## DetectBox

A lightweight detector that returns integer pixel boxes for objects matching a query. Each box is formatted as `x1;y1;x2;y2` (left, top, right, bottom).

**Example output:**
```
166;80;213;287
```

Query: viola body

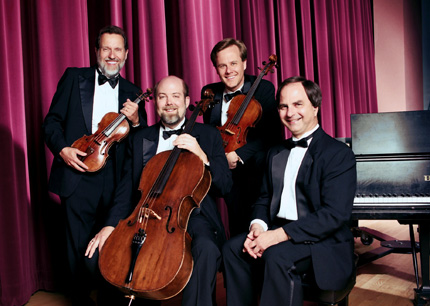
218;94;262;153
71;112;129;172
98;150;211;300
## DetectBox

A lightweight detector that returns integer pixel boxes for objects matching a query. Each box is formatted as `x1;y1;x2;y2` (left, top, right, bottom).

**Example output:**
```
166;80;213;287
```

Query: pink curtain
0;0;377;305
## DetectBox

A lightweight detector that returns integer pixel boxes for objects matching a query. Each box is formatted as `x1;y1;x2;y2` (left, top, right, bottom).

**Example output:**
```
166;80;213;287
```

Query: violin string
93;92;149;144
228;61;269;127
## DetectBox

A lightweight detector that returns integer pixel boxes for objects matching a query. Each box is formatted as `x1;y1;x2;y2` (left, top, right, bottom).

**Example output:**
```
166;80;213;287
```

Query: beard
159;107;186;128
97;54;125;78
160;113;181;126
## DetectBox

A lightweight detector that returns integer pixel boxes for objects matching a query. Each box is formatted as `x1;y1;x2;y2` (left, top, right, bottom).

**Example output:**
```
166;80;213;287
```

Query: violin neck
233;64;268;124
103;96;144;136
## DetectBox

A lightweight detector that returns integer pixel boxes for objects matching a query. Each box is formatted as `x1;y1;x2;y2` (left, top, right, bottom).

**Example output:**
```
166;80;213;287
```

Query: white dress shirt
221;84;244;126
92;70;119;133
156;118;186;154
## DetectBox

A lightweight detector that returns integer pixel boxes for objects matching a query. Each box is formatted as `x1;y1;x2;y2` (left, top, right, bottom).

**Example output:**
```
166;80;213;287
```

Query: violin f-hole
165;206;175;233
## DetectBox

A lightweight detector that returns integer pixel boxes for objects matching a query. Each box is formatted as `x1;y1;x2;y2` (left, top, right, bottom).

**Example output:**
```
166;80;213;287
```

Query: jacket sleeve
43;68;75;156
204;127;233;197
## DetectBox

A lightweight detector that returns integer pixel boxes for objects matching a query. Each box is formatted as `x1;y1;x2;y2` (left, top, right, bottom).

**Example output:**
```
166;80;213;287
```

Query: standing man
222;76;357;306
201;38;283;236
43;25;146;305
87;76;232;306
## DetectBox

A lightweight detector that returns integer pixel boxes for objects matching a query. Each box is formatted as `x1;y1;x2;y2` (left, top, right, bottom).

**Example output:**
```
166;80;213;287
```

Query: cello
71;89;152;172
218;54;277;152
98;90;215;302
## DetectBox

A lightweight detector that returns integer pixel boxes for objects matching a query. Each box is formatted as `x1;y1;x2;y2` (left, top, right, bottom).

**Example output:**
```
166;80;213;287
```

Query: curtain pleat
0;1;377;304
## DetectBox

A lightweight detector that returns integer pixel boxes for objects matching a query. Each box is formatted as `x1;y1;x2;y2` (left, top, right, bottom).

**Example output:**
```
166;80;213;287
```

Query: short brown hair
210;38;247;66
276;76;322;108
96;25;128;50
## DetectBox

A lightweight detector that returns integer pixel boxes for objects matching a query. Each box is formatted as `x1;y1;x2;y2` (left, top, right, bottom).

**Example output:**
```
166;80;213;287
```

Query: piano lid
351;110;430;155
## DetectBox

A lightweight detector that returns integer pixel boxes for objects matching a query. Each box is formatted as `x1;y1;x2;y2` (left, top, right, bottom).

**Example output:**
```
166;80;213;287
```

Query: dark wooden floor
26;220;428;306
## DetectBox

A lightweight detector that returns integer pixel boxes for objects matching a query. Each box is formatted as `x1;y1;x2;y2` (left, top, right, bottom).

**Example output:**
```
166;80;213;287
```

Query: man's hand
85;226;115;258
243;224;289;259
243;223;264;259
226;151;240;169
60;147;88;172
120;99;139;126
173;134;209;164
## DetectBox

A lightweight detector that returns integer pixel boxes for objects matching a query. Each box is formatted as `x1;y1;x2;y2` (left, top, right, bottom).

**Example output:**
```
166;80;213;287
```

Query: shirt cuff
250;219;268;231
132;122;140;128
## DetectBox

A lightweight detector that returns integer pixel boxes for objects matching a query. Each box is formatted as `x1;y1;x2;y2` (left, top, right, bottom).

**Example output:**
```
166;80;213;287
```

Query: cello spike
125;294;135;306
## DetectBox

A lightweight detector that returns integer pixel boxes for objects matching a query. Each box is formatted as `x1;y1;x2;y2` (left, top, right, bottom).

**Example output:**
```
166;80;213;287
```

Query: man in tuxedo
201;38;283;236
87;75;232;306
222;76;357;306
43;25;146;305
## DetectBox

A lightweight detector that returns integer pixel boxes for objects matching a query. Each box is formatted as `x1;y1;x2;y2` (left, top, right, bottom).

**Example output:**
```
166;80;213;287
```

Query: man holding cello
43;25;146;305
87;76;232;306
201;38;283;237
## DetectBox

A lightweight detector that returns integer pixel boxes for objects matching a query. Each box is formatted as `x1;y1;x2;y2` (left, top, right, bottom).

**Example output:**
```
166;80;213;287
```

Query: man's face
155;76;190;129
214;45;247;92
278;83;318;139
96;33;128;77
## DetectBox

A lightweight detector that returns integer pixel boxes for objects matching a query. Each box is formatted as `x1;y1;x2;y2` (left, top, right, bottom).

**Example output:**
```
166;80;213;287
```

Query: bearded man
43;25;146;306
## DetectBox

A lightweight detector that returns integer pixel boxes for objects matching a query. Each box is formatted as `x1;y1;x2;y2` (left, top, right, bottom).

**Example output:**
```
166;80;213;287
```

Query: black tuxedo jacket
201;74;283;165
43;66;146;197
252;127;357;290
107;122;233;246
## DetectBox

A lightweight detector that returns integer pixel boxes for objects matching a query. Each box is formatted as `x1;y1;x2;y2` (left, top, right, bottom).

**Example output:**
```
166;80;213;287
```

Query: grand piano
350;110;430;305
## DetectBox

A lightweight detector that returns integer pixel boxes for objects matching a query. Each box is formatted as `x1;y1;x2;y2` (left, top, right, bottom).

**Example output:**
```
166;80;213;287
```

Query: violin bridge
224;129;235;135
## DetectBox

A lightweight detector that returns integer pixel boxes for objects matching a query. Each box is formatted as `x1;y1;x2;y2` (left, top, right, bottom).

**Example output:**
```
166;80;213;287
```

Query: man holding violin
201;38;283;237
43;25;146;305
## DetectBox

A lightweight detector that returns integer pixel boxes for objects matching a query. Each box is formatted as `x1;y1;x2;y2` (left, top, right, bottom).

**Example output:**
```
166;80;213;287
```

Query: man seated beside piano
222;76;357;306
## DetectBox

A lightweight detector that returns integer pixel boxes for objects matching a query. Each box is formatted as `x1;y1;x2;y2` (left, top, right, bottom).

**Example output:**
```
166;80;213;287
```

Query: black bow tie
98;73;119;88
162;129;182;140
224;90;242;102
285;133;314;149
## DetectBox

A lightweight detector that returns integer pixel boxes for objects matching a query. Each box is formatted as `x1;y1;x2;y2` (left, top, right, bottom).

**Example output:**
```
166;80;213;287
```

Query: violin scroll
258;54;277;75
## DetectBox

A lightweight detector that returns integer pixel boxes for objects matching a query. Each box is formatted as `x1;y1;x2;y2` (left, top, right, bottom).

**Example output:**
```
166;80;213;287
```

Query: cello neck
151;93;214;195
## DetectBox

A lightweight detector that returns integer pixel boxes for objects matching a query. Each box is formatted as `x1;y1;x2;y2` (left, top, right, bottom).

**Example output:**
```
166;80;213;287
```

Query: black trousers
222;232;312;306
181;214;222;306
61;160;115;304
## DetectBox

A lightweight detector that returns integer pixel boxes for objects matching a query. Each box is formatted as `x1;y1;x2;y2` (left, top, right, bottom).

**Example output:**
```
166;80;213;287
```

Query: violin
71;89;152;172
98;90;216;301
218;55;277;153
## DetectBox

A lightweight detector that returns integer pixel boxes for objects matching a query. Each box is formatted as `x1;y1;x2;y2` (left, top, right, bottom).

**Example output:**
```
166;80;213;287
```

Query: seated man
86;75;232;306
222;76;357;306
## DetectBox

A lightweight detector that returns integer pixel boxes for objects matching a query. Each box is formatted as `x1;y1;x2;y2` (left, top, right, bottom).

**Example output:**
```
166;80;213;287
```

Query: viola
98;90;216;302
71;89;152;172
218;54;277;152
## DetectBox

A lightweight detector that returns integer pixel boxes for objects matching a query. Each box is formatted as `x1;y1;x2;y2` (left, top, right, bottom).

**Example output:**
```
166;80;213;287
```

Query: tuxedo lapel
140;124;160;167
210;90;224;126
270;148;290;219
118;77;140;112
79;68;96;134
295;128;323;215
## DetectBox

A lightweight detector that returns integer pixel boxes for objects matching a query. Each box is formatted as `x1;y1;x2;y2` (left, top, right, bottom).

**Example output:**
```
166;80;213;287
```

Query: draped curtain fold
0;1;377;305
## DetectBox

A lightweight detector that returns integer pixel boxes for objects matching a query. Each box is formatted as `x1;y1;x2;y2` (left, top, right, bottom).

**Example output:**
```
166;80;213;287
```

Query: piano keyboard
354;195;430;206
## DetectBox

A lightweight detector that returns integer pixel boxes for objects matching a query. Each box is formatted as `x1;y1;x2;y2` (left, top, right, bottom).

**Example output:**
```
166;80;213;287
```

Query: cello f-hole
165;206;175;233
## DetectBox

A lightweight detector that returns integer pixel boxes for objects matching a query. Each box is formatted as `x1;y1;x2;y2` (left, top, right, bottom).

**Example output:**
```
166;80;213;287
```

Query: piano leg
414;222;430;306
